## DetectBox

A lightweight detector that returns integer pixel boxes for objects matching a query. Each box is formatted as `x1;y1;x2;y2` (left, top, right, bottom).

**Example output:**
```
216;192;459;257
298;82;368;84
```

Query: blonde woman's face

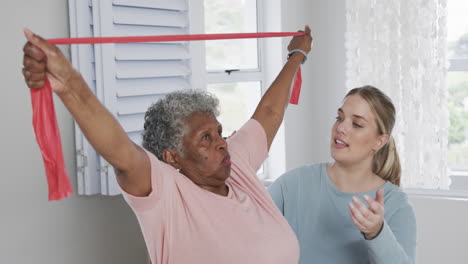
330;95;388;165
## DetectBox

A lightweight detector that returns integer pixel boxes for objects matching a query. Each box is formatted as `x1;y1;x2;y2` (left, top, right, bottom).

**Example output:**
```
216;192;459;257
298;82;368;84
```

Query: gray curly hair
142;89;220;160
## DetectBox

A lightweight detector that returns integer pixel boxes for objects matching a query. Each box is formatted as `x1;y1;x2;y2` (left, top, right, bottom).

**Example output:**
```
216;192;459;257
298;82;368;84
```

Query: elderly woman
22;26;312;264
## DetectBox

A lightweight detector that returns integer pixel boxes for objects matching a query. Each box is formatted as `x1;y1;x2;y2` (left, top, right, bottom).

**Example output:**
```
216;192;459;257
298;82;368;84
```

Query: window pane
447;71;468;168
447;0;468;59
207;82;262;137
204;0;258;71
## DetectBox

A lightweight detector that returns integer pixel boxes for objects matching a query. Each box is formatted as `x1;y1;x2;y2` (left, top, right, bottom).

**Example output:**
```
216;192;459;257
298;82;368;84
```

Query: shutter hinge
100;164;110;175
76;149;88;173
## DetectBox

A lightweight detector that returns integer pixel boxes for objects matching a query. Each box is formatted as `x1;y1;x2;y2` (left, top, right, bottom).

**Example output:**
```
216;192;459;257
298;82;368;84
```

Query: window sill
261;178;275;188
404;188;468;200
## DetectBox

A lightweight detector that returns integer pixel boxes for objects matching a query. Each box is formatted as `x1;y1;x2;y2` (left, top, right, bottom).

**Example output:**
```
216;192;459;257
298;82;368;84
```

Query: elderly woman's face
178;112;231;187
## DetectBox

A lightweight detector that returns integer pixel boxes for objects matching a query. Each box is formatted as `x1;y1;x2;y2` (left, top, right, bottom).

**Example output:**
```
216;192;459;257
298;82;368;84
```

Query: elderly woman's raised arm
251;25;312;150
22;30;151;196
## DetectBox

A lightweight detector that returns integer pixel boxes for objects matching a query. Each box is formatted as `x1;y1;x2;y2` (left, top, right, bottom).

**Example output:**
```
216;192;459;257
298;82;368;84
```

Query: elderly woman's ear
162;149;181;169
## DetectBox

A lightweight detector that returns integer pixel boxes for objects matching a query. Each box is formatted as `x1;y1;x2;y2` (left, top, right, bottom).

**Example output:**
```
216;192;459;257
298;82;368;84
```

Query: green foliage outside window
448;32;468;166
448;81;468;144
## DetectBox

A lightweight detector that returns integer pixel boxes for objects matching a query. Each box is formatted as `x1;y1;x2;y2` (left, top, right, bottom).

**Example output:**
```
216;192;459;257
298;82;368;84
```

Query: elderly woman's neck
198;183;229;196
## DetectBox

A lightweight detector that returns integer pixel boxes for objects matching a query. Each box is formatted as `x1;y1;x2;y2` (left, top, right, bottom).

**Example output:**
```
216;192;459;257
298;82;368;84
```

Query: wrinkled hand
22;28;76;94
287;25;313;54
349;188;385;240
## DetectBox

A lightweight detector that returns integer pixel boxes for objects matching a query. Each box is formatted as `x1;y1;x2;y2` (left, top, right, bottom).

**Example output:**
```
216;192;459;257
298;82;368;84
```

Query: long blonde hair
346;86;401;186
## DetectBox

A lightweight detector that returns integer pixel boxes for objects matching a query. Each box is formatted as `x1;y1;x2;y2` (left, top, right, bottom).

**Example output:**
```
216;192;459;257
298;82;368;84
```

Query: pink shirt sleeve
227;119;268;172
120;147;177;212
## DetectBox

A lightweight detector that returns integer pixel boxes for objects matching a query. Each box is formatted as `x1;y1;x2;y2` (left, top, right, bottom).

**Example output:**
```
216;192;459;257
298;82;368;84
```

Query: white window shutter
69;0;101;195
69;0;195;195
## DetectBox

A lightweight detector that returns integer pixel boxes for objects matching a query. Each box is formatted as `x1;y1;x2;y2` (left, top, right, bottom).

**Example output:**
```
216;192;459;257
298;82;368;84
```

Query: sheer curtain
345;0;449;189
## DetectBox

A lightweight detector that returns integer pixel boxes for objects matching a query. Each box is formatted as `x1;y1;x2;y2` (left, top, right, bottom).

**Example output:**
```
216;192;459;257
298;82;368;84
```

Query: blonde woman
269;86;416;264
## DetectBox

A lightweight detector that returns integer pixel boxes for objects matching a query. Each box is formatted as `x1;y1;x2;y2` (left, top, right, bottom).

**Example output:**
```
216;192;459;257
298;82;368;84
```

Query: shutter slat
117;94;164;115
112;24;188;38
115;43;189;60
113;0;187;11
116;61;190;79
114;6;188;27
128;131;143;145
116;77;189;97
111;24;188;45
119;113;145;132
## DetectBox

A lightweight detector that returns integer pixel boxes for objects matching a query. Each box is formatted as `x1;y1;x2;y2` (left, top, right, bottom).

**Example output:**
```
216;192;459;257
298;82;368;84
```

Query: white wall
411;196;468;263
281;0;347;169
0;1;147;263
281;1;468;264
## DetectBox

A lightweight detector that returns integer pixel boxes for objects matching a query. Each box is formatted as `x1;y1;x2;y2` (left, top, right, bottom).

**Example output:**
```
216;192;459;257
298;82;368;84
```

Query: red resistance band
31;79;73;200
32;32;304;200
48;32;305;105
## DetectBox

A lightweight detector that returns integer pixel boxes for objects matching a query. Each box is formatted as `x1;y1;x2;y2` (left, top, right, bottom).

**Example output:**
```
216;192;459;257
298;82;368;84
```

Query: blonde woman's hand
348;188;385;240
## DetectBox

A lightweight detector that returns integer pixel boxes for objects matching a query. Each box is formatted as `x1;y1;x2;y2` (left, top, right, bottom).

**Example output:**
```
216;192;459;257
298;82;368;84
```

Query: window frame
196;0;286;181
445;57;468;195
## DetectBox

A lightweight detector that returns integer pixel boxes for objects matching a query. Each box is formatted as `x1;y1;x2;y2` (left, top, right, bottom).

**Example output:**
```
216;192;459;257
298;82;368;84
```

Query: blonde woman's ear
374;134;390;152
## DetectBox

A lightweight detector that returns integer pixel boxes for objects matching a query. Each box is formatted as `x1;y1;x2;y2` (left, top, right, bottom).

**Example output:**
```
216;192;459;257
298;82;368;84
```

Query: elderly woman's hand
348;188;385;240
287;25;313;54
22;29;76;94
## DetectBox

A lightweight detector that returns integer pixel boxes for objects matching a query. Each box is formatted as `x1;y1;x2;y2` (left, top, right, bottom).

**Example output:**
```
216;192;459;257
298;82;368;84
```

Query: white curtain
345;0;449;189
